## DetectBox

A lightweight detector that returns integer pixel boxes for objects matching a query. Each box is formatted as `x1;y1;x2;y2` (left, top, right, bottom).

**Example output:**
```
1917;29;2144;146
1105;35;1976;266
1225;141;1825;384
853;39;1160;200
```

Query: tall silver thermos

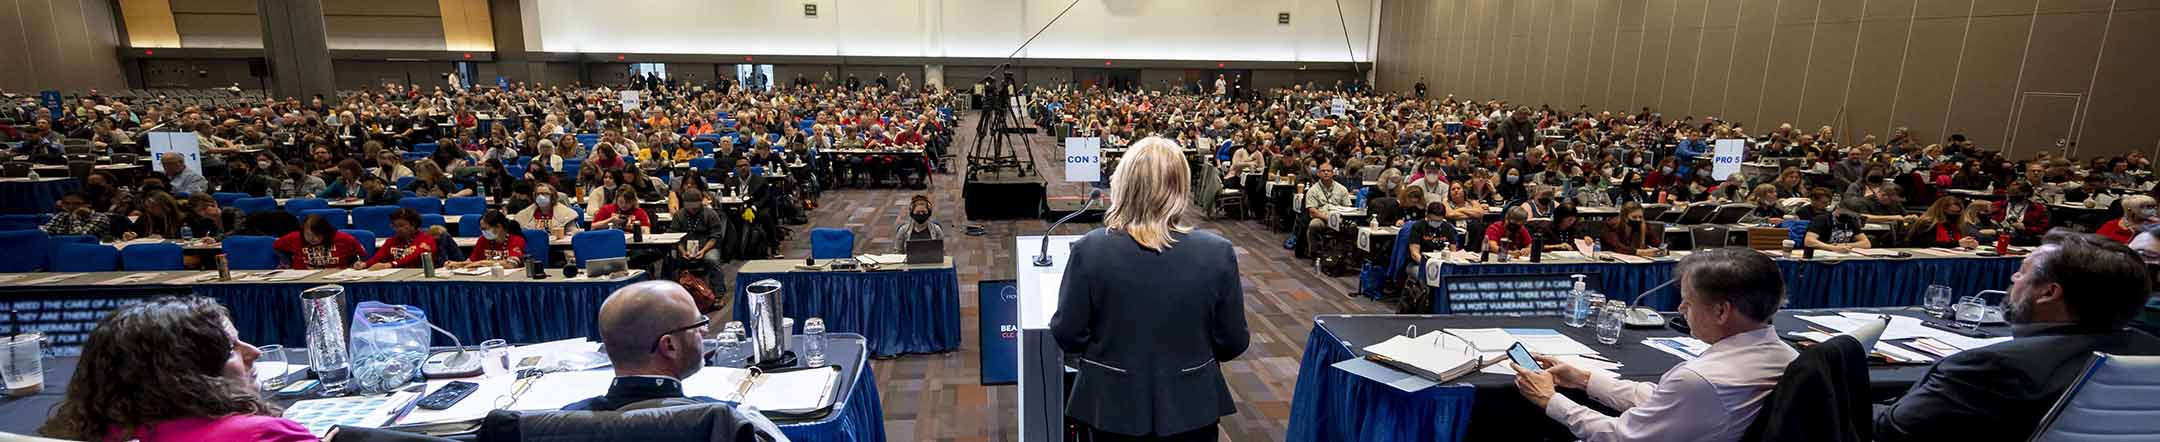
745;279;794;368
301;284;353;394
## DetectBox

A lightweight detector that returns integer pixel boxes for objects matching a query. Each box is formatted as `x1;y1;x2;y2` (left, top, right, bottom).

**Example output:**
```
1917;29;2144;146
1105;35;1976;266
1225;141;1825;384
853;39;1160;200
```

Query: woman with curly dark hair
39;296;315;441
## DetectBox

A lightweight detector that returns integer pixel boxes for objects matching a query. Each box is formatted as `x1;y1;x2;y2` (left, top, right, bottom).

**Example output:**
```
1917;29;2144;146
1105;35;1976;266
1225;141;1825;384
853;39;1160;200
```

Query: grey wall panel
325;16;448;50
1846;0;1917;139
1941;13;2031;147
2073;5;2160;159
174;13;263;48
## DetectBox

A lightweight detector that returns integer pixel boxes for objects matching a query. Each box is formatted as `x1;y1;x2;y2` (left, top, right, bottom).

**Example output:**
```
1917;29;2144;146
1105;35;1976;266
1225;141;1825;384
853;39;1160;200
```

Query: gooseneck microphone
1034;189;1102;267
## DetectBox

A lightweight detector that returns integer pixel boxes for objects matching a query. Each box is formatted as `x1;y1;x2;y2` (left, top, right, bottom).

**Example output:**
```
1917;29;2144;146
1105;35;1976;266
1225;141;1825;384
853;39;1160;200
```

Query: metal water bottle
420;252;435;278
216;254;231;281
300;285;352;394
745;279;792;368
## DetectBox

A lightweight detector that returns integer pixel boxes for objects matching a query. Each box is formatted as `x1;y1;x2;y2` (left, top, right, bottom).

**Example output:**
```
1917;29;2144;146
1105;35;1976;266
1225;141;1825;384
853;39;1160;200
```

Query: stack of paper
1643;337;1712;360
282;391;423;436
1362;332;1488;383
1797;313;2009;354
683;366;842;413
1443;328;1600;356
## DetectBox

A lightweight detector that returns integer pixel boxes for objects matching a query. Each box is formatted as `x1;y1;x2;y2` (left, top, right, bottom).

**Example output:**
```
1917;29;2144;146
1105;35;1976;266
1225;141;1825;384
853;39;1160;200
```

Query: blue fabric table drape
776;338;889;442
1428;256;2023;312
1286;322;1476;442
198;278;637;347
0;178;80;215
734;267;961;358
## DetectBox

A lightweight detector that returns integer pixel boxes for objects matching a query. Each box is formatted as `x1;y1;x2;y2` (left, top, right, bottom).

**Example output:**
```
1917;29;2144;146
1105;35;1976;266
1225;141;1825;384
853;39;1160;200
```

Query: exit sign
804;3;818;17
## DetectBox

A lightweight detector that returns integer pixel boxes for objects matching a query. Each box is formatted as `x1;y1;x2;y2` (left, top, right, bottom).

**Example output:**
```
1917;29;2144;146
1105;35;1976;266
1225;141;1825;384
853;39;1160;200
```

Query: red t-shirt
2097;219;2137;244
470;234;527;265
365;233;438;268
592;204;651;228
1485;222;1533;251
273;231;364;269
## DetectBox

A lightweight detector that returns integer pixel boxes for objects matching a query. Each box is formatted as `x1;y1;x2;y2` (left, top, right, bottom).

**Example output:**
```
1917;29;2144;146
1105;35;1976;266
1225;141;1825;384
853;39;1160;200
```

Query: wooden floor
719;115;1392;441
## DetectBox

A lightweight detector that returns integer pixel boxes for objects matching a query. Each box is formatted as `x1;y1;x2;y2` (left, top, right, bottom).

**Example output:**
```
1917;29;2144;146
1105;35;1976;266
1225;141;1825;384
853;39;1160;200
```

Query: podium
1016;235;1081;442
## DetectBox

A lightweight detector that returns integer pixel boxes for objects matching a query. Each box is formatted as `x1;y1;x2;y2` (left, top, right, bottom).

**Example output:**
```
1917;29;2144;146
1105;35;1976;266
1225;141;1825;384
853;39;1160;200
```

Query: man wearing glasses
564;281;718;411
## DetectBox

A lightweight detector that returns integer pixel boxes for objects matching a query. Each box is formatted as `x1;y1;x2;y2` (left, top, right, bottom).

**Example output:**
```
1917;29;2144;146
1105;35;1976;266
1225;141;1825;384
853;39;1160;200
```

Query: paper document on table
1830;312;2011;350
0;274;27;284
1445;328;1517;352
283;391;423;436
506;370;614;411
508;338;609;372
1479;354;1623;376
95;272;164;285
1362;332;1489;382
1548;251;1589;261
325;268;399;280
684;366;841;413
243;269;320;281
1875;342;1936;364
1509;329;1600;356
1852;248;1903;257
1333;357;1442;392
20;273;86;285
164;272;220;284
451;267;493;276
1643;337;1712;360
1608;253;1654;264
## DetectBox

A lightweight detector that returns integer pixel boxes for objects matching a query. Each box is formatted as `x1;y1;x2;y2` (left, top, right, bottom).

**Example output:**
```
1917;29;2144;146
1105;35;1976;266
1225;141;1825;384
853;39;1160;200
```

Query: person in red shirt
361;208;437;269
1485;206;1535;259
2096;195;2154;244
451;210;526;269
590;186;653;236
273;215;365;269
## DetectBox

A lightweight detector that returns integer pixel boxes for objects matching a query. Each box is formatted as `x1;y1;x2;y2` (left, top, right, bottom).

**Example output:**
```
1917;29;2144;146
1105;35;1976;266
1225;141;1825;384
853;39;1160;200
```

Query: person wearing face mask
451;210;526;270
1404;200;1458;262
1485;206;1535;259
1512;248;1796;442
41;193;112;240
1806;199;1876;253
514;183;582;240
2095;195;2154;243
1598;202;1667;257
359;208;437;269
1874;232;2160;441
893;195;944;253
1497;167;1528;202
274;215;366;269
1521;184;1558;218
1991;181;2050;245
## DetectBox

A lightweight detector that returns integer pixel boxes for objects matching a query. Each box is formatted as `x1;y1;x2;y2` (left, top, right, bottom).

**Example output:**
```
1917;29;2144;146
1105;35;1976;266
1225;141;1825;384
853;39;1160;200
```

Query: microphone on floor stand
1034;189;1101;267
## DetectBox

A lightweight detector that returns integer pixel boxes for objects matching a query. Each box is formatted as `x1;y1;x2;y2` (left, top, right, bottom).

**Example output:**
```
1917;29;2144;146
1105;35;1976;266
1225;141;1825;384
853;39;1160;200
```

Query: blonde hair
2124;195;2155;219
1104;137;1193;252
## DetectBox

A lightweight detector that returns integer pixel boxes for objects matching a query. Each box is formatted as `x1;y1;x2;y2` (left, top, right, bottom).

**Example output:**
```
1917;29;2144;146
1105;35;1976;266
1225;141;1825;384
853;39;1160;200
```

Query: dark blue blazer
1051;228;1249;437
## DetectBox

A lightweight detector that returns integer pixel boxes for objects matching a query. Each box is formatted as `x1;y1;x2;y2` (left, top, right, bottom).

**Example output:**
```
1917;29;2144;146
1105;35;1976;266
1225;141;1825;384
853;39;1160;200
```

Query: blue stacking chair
809;227;855;259
575;133;600;148
412;142;438;154
343;229;378;258
457;215;484;238
351;206;400;237
0;229;50;272
301;209;348;229
562;158;583;178
402;152;430;162
233;197;277;217
222;235;280;270
47;234;96;270
52;243;118;272
0;215;42;231
506;164;526;181
420;214;446;231
401;191;418;198
522;228;551;267
443;196;487;216
283;198;330;217
517;156;532;168
693;141;717;155
688;157;716;171
395;176;417;189
120;242;184;270
570;229;626;267
212;192;249;207
399;197;443;214
751;166;765;177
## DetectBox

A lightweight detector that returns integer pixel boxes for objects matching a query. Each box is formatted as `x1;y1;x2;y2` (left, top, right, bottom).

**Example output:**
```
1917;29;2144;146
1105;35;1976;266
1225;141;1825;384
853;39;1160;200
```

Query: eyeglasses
649;317;710;353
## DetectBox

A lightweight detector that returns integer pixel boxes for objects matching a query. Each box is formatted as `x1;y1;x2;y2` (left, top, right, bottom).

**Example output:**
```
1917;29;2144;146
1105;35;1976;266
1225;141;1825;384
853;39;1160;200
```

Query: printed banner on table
1712;139;1747;180
1064;137;1101;183
978;279;1019;385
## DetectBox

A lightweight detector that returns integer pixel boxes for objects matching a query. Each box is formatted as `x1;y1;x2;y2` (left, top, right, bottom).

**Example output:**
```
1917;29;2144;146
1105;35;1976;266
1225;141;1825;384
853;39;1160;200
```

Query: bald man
564;280;720;411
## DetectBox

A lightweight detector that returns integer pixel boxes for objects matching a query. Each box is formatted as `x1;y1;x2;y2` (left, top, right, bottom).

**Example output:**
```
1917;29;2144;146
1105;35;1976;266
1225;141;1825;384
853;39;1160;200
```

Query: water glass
1952;296;1989;330
2;333;45;397
712;330;745;367
1922;285;1954;318
1596;300;1626;345
479;339;509;375
801;318;828;367
256;344;290;391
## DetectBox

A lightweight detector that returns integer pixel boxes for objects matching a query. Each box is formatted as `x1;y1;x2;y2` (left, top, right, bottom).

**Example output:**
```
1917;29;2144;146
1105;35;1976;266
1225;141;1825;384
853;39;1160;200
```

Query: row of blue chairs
2;226;635;272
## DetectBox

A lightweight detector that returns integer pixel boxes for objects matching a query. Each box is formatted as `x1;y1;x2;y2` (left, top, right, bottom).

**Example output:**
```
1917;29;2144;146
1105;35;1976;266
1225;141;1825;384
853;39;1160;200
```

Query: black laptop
904;238;945;265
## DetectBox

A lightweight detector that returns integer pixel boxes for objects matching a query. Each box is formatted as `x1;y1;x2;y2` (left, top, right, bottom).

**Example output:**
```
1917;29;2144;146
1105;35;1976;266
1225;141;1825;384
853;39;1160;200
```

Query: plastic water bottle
179;225;194;239
1564;274;1590;327
801;317;827;367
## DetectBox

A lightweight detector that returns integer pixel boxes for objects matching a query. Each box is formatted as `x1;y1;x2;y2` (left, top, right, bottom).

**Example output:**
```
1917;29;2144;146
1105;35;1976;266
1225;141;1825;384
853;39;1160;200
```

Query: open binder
1361;331;1497;383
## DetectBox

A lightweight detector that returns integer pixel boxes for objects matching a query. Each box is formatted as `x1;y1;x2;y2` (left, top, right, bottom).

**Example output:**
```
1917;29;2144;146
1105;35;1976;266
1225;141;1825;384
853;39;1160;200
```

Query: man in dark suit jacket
1874;232;2160;441
564;281;723;411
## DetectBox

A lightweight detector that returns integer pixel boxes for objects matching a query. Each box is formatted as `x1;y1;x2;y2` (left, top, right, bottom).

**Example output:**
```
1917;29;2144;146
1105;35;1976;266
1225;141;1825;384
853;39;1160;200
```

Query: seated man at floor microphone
1511;247;1798;442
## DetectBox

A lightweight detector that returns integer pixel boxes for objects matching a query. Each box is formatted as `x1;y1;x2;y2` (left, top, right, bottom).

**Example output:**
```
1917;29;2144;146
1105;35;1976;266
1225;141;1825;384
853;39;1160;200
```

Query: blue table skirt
0;178;79;215
780;346;889;442
1286;322;1476;442
201;278;639;347
1429;256;2023;312
735;267;961;358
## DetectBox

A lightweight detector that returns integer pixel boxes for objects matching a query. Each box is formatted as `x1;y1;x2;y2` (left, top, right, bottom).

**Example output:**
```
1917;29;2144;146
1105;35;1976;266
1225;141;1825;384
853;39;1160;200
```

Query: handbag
675;268;721;314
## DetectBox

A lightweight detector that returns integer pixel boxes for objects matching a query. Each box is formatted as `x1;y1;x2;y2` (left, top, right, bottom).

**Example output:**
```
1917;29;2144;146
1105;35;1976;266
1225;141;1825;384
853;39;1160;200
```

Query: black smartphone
1507;342;1542;373
416;381;480;410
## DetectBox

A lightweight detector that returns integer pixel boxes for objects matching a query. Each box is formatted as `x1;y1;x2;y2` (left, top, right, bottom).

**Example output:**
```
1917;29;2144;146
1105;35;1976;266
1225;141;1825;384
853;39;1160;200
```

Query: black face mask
911;211;931;223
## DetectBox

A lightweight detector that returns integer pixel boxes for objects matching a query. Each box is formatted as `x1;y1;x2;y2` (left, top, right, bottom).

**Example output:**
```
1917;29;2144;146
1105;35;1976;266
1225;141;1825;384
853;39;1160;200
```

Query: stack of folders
1362;331;1493;383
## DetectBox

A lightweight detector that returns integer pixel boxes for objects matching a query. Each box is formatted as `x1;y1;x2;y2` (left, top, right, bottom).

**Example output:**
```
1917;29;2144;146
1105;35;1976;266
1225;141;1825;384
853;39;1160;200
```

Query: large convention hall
1;0;2157;441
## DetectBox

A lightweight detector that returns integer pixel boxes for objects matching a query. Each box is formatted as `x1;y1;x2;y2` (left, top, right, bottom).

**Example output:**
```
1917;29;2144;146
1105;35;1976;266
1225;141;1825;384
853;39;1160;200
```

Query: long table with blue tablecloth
1419;248;2023;313
1289;309;2007;442
734;257;961;358
0;177;79;215
0;268;643;351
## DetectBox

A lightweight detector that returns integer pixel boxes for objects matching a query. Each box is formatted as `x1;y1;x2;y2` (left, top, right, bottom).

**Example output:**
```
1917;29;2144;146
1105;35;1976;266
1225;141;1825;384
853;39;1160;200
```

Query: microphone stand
1034;191;1100;267
1623;278;1678;328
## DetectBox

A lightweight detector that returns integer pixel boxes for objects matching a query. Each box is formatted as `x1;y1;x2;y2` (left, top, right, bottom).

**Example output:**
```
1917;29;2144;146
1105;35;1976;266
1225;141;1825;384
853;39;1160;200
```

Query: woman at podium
1051;137;1250;442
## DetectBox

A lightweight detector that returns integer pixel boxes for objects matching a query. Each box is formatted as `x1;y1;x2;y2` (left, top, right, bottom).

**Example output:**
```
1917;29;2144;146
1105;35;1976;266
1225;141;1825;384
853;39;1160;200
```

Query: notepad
682;366;842;414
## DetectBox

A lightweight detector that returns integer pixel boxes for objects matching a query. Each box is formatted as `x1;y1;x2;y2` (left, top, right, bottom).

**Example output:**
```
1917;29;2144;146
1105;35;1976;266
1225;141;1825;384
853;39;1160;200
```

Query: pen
1577;354;1617;364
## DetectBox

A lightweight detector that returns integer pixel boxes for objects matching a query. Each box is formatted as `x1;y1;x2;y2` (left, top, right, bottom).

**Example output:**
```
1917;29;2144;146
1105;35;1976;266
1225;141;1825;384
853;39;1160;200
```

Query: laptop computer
904;238;945;265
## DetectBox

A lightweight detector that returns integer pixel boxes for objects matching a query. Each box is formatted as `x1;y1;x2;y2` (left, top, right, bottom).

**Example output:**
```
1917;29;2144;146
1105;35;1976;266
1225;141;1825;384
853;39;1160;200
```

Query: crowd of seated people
3;78;961;284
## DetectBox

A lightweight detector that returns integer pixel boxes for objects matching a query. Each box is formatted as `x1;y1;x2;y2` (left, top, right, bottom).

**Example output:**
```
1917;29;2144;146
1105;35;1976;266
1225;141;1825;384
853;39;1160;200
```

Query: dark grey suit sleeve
1873;350;2026;442
1049;239;1092;355
1211;243;1250;362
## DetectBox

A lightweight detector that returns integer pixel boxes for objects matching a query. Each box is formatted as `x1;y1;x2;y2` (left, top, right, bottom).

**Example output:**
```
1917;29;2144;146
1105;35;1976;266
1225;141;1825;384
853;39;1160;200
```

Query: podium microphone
1034;189;1102;267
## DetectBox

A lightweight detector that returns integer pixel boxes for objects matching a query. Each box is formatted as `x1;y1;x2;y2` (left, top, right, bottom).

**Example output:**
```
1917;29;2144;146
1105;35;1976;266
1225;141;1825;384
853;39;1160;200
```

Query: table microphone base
1623;308;1666;328
753;351;798;370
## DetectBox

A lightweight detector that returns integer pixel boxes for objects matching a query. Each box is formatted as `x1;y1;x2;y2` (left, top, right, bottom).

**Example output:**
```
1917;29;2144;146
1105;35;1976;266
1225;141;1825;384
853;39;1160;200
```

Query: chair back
119;242;184;270
1;162;30;177
810;227;855;259
51;243;117;272
523;228;551;267
443;196;487;215
1690;225;1730;250
222;235;280;269
2029;353;2160;442
351;205;401;237
570;229;626;267
1748;227;1790;251
412;142;438;154
399;197;443;214
282;198;331;217
300;208;349;229
457;215;484;237
46;234;95;270
342;229;378;257
0;229;51;272
575;133;600;148
476;402;777;442
1712;203;1758;224
212;192;249;207
420;214;447;231
0;215;42;231
1640;204;1669;221
110;153;139;165
1677;202;1718;224
1740;335;1873;442
233;197;278;217
66;160;92;178
395;176;418;189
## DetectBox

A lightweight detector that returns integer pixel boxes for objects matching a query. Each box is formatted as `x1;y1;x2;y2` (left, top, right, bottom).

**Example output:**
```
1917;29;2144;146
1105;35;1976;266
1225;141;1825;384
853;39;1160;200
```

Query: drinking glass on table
479;339;509;375
1923;285;1955;318
1952;296;1989;330
2;333;46;397
256;344;290;391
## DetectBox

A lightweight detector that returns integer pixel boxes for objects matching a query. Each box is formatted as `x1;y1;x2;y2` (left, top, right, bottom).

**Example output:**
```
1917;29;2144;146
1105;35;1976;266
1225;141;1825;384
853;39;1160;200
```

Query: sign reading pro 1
1064;137;1101;183
1711;139;1747;181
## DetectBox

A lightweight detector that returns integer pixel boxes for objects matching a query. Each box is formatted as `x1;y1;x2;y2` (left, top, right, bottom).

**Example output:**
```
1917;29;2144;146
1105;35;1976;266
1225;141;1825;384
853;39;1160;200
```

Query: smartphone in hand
1507;342;1543;373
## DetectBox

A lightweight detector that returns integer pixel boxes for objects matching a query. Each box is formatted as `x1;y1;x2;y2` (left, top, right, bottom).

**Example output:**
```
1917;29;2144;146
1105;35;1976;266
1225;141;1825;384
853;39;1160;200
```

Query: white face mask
482;230;500;241
535;195;552;207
